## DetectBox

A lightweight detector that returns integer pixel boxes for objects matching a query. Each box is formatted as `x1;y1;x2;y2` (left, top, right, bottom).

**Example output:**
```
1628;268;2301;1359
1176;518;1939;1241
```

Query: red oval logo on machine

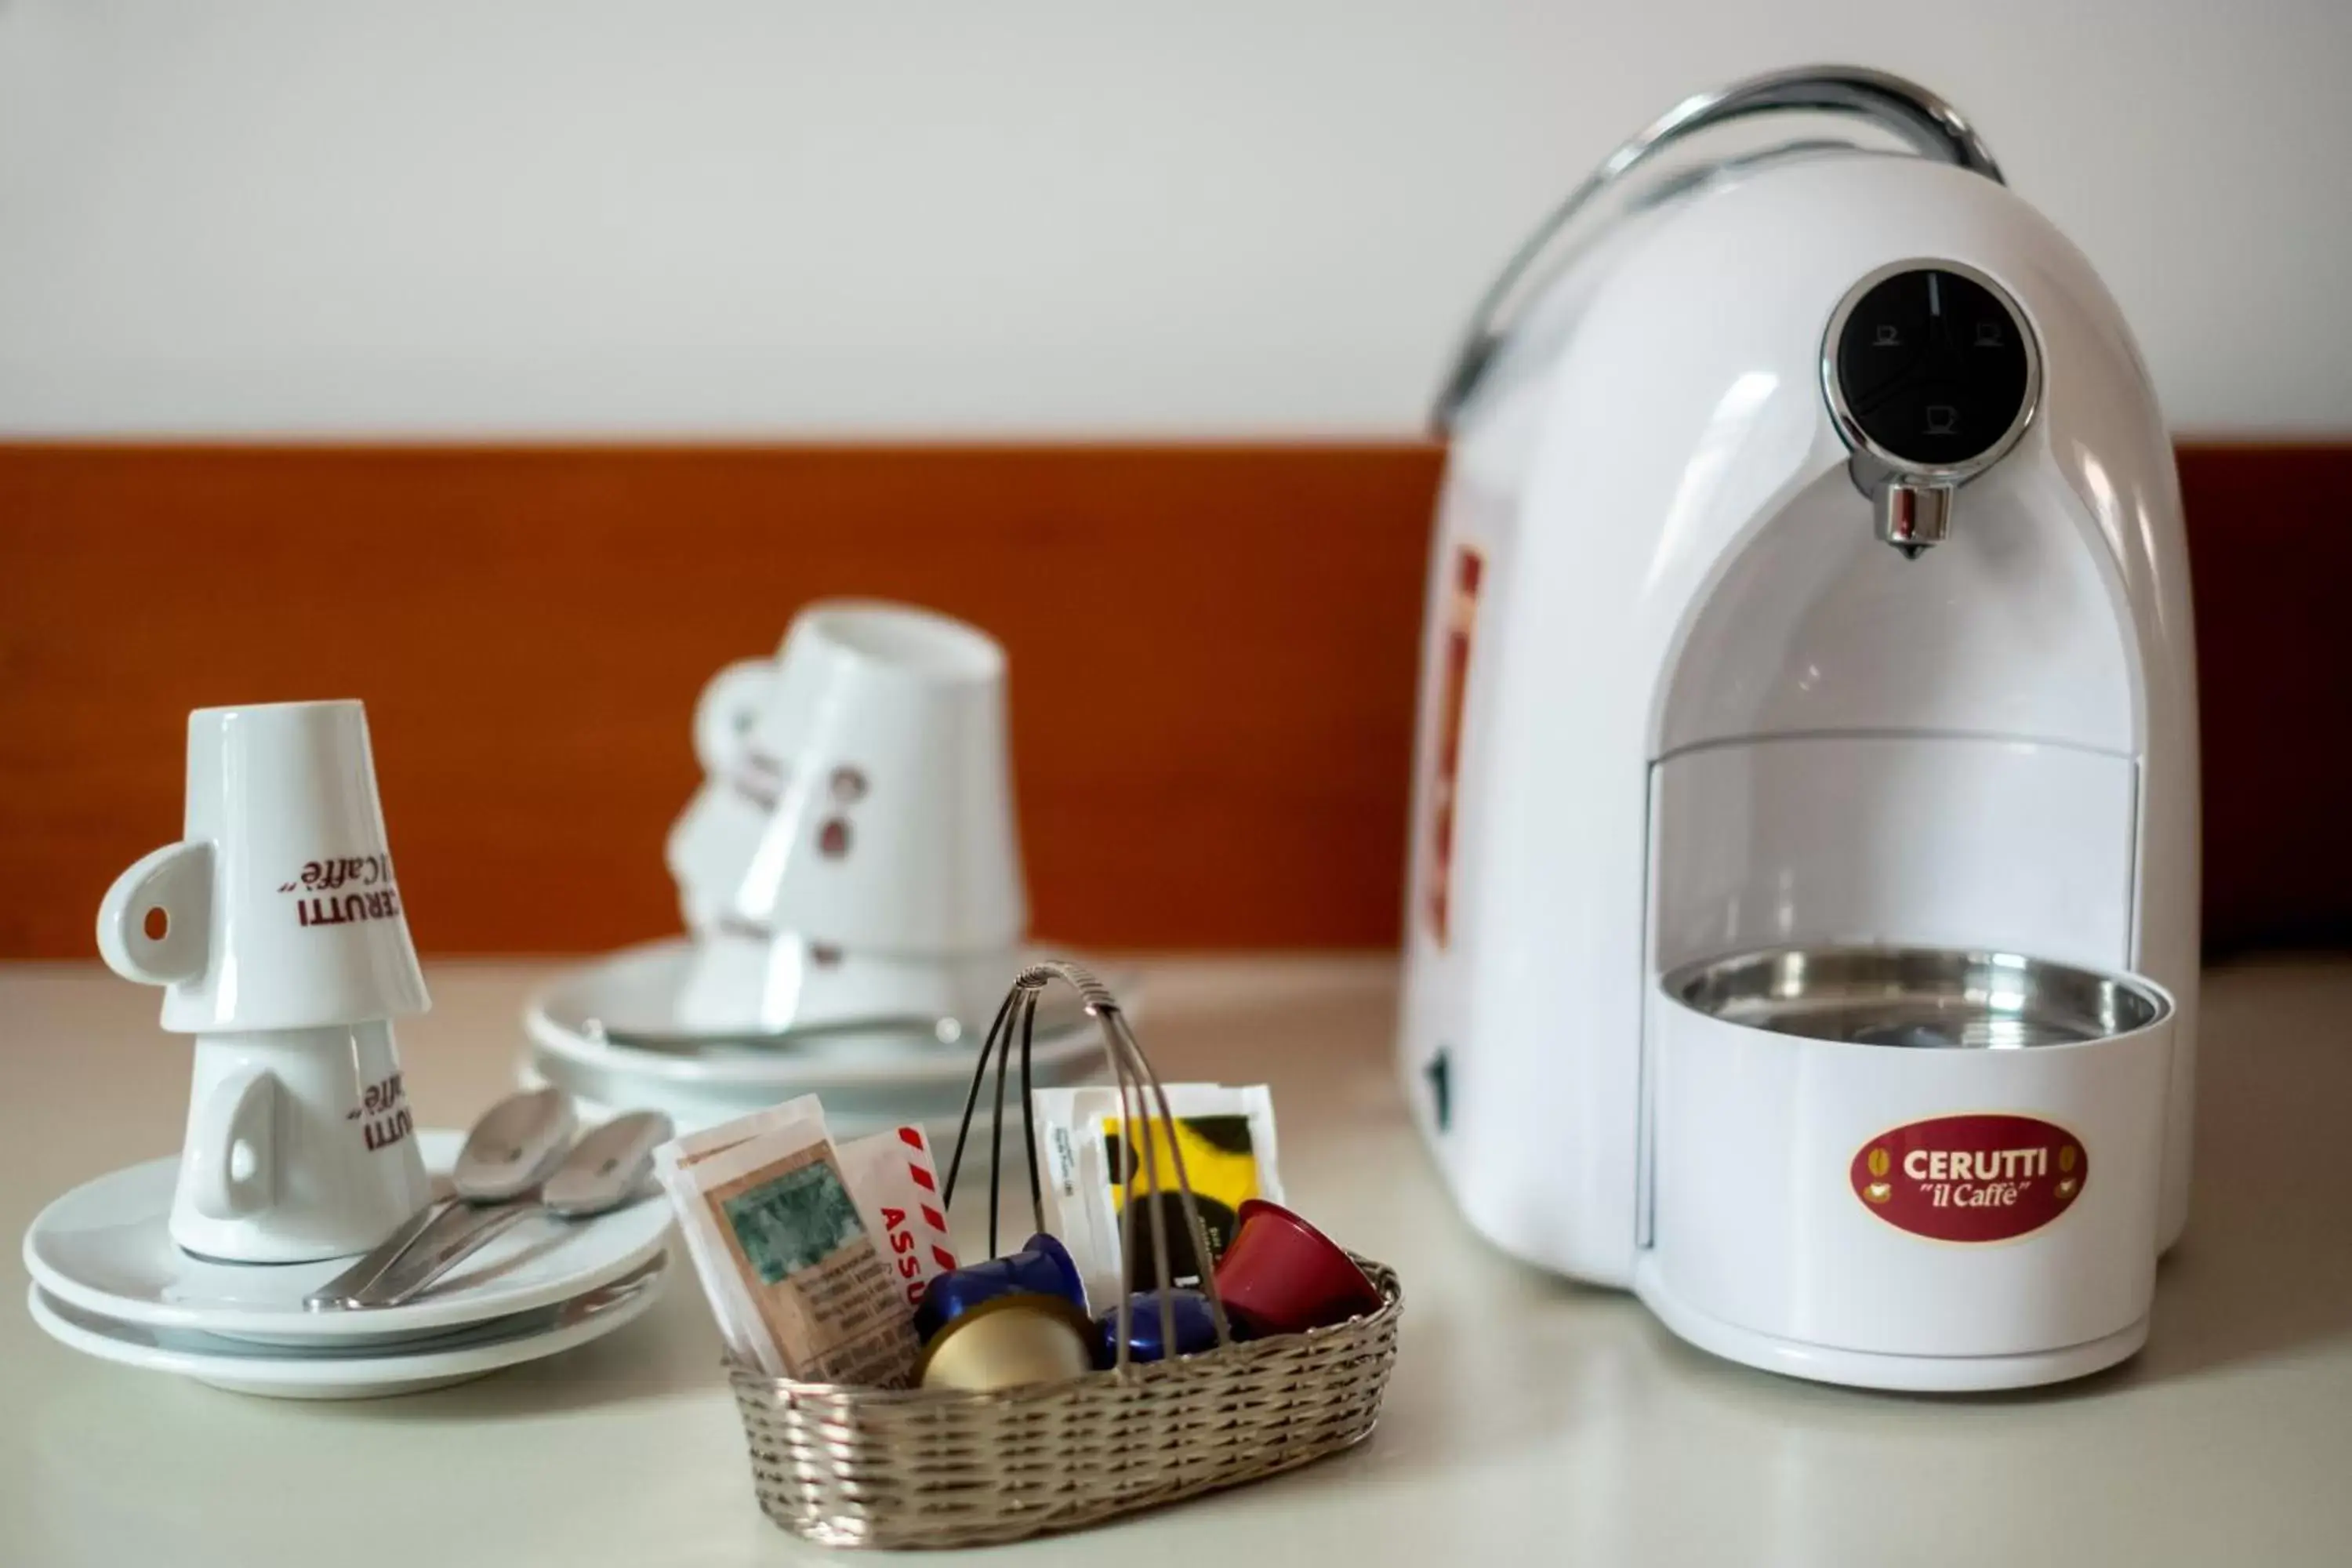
1851;1115;2086;1243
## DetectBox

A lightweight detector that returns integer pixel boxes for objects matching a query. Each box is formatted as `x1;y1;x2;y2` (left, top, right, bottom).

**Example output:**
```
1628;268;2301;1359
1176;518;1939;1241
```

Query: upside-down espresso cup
1210;1200;1384;1337
665;601;1027;1032
96;700;431;1262
98;700;430;1032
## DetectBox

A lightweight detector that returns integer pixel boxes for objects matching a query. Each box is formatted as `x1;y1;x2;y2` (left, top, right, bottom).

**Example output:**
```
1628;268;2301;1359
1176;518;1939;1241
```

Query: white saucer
27;1254;667;1399
20;1130;672;1344
524;938;1127;1092
521;1056;1037;1142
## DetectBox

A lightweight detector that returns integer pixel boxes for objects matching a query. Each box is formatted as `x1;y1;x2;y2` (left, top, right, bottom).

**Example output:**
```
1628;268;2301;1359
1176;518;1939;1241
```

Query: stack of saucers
22;1131;671;1398
520;602;1117;1136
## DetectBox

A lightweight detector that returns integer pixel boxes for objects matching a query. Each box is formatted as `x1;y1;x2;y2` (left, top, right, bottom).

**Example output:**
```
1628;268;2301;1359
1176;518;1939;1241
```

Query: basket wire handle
940;986;1020;1213
985;990;1012;1257
1018;986;1043;1222
1103;1000;1233;1368
1114;1014;1174;1370
942;986;1039;1254
938;959;1233;1378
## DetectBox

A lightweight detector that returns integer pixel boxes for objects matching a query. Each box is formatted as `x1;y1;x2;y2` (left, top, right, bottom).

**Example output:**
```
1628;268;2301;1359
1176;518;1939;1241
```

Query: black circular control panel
1828;266;2034;470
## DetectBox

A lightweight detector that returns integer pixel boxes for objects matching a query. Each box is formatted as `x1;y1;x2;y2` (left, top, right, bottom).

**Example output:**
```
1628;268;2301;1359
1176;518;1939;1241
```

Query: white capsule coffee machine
1401;68;2198;1390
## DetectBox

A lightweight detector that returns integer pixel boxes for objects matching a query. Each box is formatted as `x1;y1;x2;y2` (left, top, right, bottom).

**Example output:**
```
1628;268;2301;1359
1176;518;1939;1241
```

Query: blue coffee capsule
1095;1288;1223;1366
1004;1232;1086;1311
916;1232;1089;1341
916;1265;1018;1341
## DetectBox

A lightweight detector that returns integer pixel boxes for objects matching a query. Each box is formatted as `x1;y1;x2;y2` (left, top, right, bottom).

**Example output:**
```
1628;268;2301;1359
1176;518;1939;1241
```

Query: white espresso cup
97;700;433;1261
98;699;430;1032
665;602;1027;1030
169;1022;431;1263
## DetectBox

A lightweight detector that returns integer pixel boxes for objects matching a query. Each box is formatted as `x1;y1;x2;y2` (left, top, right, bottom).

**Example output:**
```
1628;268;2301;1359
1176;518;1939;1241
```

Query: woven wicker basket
722;958;1403;1549
728;1258;1399;1548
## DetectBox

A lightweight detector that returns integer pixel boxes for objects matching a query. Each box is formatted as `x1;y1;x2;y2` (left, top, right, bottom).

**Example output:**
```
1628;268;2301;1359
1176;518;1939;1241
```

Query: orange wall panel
1;441;2343;956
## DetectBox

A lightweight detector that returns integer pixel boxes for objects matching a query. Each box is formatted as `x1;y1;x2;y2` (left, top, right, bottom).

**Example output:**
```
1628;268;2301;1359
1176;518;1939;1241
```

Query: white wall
2;0;2346;438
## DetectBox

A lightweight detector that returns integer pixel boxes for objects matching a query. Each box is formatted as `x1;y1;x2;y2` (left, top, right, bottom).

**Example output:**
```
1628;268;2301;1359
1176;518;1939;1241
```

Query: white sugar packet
654;1097;828;1365
834;1126;960;1319
657;1095;828;1174
1033;1084;1284;1309
658;1103;921;1385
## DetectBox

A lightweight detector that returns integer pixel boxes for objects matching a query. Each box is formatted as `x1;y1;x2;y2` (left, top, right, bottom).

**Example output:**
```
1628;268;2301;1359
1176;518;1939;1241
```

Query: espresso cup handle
692;659;775;776
186;1065;278;1220
95;840;213;986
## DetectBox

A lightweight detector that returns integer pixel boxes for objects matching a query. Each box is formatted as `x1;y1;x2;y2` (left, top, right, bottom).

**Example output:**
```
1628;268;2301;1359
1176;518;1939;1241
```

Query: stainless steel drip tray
1662;946;2169;1049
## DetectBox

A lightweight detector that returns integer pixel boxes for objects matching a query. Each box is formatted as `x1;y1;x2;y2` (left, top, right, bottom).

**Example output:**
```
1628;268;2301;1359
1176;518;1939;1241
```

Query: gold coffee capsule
913;1291;1096;1392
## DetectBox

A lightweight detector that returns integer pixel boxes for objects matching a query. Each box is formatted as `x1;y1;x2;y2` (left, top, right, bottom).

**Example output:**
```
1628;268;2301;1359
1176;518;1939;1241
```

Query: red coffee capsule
1210;1199;1383;1337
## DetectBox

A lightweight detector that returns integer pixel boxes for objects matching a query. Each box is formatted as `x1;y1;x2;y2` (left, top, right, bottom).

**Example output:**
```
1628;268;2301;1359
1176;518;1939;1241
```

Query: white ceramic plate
20;1131;672;1343
524;938;1129;1091
25;1255;667;1399
519;1054;1041;1143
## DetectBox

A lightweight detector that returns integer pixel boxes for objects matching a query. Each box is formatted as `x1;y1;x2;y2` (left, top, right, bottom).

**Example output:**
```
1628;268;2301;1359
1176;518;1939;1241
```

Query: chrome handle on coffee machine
1429;65;2004;434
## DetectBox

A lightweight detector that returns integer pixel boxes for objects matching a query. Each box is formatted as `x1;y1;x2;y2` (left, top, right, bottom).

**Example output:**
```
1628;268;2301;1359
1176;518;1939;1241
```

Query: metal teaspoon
334;1109;674;1310
591;1012;964;1054
305;1086;577;1312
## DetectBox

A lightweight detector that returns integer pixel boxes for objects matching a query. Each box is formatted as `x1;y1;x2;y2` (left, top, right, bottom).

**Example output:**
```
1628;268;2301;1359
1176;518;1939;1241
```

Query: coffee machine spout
1825;261;2042;561
1874;480;1955;557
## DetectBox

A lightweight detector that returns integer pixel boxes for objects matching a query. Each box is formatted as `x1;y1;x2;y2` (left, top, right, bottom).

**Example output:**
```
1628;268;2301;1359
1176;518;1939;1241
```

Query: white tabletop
6;954;2352;1565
